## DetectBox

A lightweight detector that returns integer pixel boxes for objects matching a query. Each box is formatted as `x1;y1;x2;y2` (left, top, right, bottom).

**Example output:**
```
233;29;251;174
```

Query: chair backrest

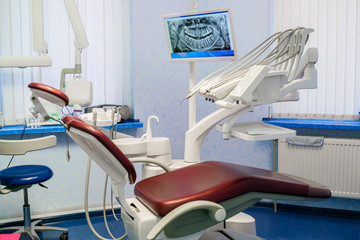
27;83;137;184
63;116;136;184
0;136;56;155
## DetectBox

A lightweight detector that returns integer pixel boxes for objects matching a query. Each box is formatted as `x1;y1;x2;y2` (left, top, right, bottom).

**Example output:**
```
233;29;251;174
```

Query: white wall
132;0;273;168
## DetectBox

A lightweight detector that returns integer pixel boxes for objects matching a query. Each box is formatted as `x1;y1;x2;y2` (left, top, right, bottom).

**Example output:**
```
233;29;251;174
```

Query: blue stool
0;136;68;240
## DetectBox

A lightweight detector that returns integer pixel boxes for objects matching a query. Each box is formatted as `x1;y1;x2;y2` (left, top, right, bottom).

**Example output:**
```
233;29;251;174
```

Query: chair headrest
28;82;69;107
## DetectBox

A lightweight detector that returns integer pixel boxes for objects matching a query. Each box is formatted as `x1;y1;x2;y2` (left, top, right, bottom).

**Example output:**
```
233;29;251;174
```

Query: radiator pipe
273;139;278;213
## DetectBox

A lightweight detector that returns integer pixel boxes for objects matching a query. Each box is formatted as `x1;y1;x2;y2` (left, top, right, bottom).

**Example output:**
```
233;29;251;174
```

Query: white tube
84;157;127;240
103;174;125;239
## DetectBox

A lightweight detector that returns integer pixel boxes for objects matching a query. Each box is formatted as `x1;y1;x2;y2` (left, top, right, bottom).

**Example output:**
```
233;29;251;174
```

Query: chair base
0;220;68;240
200;229;264;240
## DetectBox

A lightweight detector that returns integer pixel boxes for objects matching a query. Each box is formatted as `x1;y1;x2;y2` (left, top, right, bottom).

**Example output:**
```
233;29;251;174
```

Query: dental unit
26;25;332;240
184;27;318;143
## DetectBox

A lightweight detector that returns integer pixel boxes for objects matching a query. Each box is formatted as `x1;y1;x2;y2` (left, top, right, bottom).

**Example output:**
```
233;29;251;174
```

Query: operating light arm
60;0;89;91
0;0;51;68
64;0;89;49
32;0;48;53
0;0;89;70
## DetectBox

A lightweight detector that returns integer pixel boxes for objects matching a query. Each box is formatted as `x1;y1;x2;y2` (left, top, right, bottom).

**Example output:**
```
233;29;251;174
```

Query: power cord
7;126;26;168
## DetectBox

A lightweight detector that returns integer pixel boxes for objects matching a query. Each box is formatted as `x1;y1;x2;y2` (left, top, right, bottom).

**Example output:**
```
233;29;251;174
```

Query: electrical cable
7;126;26;168
48;116;69;129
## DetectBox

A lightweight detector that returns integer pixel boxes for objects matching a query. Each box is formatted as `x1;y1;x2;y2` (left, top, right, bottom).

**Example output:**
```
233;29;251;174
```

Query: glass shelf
0;120;143;136
263;118;360;131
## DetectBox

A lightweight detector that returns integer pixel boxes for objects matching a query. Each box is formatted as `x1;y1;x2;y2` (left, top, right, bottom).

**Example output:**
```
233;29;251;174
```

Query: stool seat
0;165;53;186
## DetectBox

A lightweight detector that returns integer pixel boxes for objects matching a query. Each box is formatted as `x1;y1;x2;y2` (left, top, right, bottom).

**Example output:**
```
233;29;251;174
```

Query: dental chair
27;78;331;240
0;136;68;240
62;115;331;240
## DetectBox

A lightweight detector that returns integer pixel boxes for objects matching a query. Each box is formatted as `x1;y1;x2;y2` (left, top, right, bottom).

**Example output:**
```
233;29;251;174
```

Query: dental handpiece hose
84;156;126;240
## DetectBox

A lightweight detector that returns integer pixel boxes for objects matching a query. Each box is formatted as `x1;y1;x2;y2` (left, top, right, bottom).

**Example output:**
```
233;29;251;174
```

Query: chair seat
134;161;331;216
0;165;53;186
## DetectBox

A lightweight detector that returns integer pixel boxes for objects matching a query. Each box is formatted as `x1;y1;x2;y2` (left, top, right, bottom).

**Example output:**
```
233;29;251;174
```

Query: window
273;0;360;120
0;0;131;125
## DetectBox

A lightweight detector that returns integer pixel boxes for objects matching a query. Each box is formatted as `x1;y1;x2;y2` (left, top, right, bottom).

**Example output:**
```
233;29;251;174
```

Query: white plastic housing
121;198;160;240
65;76;93;109
113;138;147;158
78;109;121;127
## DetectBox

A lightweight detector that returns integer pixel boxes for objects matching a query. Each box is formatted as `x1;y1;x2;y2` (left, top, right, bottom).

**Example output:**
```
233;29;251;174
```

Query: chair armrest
129;157;172;172
147;200;226;240
0;135;57;155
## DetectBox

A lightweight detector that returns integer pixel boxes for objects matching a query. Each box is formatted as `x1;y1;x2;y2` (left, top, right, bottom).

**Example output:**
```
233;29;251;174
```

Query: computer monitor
163;8;237;62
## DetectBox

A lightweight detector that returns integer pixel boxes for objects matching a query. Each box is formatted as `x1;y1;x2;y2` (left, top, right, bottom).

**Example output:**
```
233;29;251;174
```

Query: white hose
111;189;122;222
186;27;305;99
84;157;127;240
102;174;126;239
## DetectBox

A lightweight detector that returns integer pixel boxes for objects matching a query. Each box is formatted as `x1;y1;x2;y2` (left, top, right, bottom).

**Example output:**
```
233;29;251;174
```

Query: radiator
278;138;360;199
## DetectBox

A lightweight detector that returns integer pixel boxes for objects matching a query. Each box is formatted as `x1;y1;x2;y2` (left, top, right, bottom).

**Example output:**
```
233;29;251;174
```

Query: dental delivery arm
184;104;253;163
184;28;318;161
185;28;306;100
60;0;89;91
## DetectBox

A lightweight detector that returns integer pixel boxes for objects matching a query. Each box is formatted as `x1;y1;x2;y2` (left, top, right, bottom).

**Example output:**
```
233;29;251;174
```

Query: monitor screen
163;8;237;62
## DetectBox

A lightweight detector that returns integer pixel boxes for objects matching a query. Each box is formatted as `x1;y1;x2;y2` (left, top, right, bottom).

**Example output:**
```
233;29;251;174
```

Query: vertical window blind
0;0;130;125
273;0;360;120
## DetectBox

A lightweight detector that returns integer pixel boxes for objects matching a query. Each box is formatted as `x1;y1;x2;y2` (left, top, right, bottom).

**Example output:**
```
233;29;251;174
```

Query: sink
112;138;146;157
